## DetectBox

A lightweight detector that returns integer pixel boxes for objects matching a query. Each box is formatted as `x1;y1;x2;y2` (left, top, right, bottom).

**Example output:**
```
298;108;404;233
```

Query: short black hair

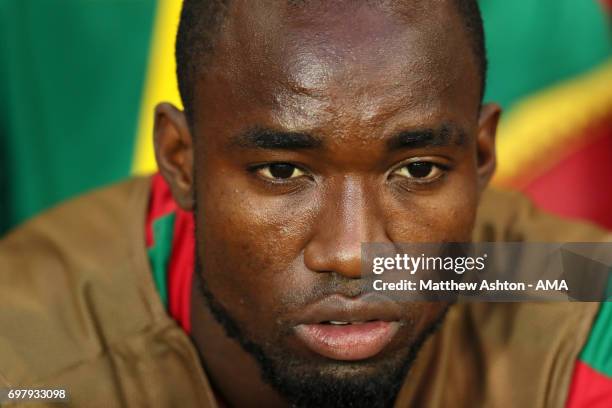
176;0;487;122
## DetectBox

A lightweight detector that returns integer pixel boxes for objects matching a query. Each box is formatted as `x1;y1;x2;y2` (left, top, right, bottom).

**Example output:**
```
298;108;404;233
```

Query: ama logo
536;280;569;291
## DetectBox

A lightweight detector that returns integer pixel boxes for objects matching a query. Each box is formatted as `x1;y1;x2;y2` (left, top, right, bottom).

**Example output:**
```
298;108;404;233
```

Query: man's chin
251;347;418;408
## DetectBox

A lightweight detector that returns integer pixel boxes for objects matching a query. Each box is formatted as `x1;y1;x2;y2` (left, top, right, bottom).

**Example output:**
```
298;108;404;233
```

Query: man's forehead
197;0;479;135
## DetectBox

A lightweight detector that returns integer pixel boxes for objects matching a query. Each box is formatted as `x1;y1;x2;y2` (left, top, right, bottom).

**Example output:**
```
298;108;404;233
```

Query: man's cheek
198;207;310;306
428;202;477;241
198;236;312;340
388;193;477;241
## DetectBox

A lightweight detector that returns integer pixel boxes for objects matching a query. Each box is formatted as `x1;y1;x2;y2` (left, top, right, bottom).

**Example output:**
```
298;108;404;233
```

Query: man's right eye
255;163;306;180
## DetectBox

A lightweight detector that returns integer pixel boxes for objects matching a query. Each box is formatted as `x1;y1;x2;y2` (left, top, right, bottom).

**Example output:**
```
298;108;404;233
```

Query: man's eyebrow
386;124;467;151
229;127;322;150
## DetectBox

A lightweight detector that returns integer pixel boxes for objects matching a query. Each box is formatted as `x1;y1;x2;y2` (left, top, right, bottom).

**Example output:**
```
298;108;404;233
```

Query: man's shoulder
0;176;152;292
1;176;151;256
0;176;167;387
477;188;610;242
398;302;602;407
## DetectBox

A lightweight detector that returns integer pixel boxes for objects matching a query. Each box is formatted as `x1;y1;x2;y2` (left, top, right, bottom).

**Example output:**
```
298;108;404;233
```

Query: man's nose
303;178;389;279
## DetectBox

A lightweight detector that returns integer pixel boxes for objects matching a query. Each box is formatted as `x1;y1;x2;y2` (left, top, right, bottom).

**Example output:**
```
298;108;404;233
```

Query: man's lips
294;321;400;361
292;294;402;361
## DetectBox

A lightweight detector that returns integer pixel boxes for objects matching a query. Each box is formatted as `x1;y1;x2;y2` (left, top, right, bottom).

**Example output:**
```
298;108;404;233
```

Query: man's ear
154;102;194;211
476;103;501;192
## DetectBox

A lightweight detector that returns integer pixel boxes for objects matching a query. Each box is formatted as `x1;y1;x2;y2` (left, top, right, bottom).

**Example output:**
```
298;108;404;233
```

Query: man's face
157;0;498;406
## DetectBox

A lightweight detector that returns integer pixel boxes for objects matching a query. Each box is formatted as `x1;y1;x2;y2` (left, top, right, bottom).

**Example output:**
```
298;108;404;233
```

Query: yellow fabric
132;0;183;176
494;58;612;186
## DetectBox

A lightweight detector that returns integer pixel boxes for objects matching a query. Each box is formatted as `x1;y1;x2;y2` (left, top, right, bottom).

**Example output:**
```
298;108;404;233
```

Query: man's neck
189;281;288;408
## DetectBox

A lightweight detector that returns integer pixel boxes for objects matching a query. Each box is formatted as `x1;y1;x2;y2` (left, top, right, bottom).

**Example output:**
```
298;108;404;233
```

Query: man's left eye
256;163;306;180
392;162;443;180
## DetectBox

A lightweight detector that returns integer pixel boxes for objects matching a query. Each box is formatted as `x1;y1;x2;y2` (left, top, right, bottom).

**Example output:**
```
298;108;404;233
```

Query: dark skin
155;1;500;406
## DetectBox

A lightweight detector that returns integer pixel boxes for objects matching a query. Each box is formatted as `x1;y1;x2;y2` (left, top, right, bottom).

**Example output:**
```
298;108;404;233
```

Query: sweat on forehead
176;0;486;122
228;4;463;83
